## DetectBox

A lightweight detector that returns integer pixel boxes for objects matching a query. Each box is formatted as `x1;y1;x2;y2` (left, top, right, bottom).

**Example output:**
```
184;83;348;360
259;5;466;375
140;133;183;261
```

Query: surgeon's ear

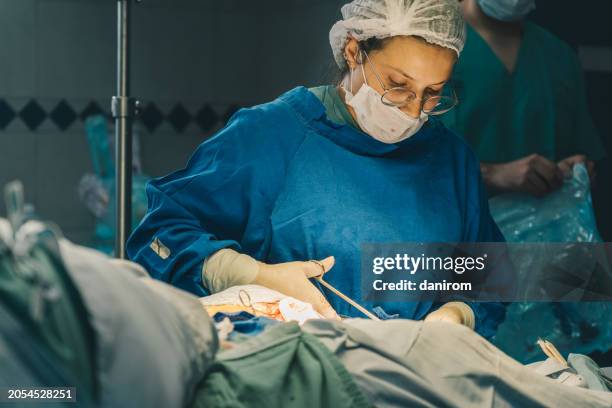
343;37;361;69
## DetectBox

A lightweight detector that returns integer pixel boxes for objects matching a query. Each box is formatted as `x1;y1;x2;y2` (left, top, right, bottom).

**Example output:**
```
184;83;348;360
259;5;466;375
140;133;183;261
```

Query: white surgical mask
477;0;536;22
343;64;428;144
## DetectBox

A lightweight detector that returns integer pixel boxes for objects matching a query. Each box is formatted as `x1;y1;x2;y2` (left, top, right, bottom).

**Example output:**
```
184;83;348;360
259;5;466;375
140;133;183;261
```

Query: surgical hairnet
330;0;466;69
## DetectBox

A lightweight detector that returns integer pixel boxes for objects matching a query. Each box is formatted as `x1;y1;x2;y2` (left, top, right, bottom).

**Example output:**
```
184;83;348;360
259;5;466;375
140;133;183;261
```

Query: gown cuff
202;248;259;293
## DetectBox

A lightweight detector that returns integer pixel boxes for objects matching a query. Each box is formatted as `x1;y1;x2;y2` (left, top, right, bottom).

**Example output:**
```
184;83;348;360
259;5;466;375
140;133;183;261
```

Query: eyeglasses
361;50;458;116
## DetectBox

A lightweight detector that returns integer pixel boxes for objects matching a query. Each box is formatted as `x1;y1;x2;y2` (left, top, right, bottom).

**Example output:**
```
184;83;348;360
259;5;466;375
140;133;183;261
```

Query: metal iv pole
112;0;140;258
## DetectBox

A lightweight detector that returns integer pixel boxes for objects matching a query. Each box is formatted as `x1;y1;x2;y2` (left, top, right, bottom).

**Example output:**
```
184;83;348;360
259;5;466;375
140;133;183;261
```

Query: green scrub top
309;85;359;128
441;23;606;163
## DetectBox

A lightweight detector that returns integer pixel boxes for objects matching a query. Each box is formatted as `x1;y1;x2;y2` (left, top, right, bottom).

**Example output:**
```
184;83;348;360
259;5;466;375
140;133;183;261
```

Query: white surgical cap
330;0;466;69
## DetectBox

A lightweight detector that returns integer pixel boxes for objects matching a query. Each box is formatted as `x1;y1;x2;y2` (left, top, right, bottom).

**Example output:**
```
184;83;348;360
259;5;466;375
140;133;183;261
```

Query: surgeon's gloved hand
482;154;564;197
424;302;475;329
203;249;340;320
557;154;596;184
254;256;341;320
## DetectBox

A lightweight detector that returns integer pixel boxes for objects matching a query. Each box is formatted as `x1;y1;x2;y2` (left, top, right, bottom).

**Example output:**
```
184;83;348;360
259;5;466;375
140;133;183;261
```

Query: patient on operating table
2;216;611;408
193;283;612;408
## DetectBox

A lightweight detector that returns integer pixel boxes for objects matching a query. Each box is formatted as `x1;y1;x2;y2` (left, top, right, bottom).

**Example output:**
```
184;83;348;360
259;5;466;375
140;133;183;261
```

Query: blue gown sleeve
126;107;299;296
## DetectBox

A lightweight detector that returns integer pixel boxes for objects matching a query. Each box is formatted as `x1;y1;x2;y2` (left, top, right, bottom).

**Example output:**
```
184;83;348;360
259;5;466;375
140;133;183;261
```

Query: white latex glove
424;302;475;329
254;256;340;320
203;249;340;319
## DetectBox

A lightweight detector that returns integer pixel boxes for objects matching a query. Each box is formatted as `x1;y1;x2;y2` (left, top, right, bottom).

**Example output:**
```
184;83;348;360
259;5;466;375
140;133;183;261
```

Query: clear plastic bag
489;164;612;363
489;163;601;243
78;115;150;254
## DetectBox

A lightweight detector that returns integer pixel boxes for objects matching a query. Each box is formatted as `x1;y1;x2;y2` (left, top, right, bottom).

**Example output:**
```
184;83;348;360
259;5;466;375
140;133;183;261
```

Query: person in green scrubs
442;0;606;197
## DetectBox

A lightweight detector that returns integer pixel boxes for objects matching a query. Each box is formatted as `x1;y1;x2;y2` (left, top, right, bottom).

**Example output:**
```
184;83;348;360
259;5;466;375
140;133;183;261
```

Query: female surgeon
127;0;507;338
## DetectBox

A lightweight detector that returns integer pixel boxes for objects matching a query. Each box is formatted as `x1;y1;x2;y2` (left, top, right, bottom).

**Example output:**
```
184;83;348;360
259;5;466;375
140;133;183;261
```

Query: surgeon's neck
460;0;523;36
337;84;360;127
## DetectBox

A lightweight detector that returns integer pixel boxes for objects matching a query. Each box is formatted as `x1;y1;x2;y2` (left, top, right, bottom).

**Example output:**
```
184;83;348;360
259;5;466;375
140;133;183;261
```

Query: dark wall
0;0;264;243
531;0;612;48
531;0;612;154
531;1;612;239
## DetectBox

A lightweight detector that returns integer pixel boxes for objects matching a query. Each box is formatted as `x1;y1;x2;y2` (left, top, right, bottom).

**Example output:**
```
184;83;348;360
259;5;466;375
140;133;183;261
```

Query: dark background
0;0;610;242
531;1;612;240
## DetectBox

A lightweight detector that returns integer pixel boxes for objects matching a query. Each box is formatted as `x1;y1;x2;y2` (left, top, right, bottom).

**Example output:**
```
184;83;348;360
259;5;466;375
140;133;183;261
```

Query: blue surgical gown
127;86;506;338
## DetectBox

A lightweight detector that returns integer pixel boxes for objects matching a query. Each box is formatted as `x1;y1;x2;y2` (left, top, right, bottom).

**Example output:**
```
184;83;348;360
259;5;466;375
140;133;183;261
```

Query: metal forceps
310;260;380;321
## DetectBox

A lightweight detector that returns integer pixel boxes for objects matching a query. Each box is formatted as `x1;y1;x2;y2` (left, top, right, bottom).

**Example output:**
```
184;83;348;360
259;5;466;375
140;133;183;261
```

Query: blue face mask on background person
477;0;536;22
